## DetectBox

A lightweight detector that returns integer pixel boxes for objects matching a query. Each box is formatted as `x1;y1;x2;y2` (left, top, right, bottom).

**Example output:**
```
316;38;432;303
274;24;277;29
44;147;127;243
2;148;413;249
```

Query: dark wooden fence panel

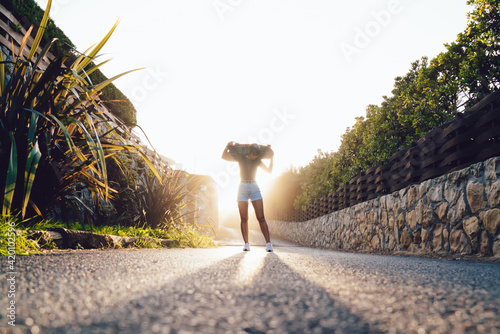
0;4;55;70
272;91;500;222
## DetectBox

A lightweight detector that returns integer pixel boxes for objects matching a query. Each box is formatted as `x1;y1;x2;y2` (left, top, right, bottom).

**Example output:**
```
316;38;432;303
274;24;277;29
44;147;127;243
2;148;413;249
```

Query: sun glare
235;250;267;286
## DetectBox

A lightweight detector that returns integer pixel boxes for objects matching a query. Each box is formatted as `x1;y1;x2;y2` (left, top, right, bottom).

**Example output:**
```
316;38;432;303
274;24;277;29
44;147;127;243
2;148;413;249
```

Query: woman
222;142;274;252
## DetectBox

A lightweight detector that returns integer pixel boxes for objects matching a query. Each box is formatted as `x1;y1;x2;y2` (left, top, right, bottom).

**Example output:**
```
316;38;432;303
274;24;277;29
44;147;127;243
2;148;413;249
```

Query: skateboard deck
222;142;274;161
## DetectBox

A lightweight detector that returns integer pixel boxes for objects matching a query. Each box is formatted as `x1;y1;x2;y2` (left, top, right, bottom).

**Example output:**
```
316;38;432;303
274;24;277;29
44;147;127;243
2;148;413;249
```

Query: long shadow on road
48;249;379;334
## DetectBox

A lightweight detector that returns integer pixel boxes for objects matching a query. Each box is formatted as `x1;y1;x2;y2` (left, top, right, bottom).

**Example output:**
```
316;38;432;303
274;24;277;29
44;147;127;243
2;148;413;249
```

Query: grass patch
1;217;217;254
0;216;42;256
92;223;217;249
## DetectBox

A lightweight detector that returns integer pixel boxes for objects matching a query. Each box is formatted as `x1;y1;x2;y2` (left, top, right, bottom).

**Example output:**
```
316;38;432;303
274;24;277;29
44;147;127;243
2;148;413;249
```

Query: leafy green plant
94;223;216;248
105;151;145;226
0;215;41;256
1;216;217;253
293;151;335;211
4;0;137;124
0;0;160;222
134;169;200;229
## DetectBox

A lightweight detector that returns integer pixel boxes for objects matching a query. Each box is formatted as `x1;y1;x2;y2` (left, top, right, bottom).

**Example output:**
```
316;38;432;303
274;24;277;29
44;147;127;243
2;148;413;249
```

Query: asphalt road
1;228;499;334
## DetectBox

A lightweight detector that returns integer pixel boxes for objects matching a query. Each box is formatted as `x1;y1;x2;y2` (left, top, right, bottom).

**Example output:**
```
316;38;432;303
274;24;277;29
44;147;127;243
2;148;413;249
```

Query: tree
294;150;336;211
457;0;500;105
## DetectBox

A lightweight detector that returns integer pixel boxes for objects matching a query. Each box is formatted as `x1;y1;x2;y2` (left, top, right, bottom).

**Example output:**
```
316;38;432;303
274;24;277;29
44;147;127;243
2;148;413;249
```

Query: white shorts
237;182;263;202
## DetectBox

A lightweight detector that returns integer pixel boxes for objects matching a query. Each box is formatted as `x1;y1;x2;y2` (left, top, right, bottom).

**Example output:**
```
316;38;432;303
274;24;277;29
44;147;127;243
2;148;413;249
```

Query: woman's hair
249;144;261;156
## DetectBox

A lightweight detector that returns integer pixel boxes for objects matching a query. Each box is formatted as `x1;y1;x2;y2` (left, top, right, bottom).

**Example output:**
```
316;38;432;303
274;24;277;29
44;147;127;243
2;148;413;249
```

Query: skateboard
222;142;274;161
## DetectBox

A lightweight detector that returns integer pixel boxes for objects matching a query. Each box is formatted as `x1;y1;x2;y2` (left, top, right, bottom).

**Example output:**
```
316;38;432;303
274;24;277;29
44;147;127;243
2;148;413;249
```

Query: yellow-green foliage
0;216;41;256
91;224;217;249
7;219;217;252
4;0;137;125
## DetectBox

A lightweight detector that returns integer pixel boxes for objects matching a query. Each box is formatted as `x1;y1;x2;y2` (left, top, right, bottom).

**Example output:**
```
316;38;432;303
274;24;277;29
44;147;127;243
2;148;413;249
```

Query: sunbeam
235;250;267;286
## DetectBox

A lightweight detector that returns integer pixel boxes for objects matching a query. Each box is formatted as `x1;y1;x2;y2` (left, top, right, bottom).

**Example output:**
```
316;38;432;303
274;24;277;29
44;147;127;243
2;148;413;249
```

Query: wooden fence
0;3;55;70
272;90;500;222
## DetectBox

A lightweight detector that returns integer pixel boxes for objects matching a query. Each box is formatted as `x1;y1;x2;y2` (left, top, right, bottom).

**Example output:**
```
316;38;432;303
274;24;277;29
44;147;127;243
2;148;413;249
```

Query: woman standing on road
222;142;274;252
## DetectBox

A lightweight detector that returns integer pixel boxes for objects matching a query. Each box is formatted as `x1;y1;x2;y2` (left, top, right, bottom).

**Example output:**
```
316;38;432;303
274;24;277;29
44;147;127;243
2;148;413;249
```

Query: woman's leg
251;199;271;243
238;201;249;244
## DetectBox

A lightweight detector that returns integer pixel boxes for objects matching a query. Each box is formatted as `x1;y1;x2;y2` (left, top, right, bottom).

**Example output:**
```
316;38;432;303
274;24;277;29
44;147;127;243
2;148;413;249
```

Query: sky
34;0;471;211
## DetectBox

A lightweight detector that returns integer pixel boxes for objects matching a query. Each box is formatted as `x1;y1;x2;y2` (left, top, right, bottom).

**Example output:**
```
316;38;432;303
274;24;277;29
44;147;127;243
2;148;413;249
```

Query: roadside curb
23;228;174;250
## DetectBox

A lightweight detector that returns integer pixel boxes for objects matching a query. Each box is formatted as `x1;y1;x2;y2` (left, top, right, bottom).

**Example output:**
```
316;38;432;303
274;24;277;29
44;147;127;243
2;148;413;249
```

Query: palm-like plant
135;169;199;229
0;0;159;219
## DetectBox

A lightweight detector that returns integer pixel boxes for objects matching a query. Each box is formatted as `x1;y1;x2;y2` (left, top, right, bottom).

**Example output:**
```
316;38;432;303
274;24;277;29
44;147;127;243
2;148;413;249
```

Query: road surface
1;227;499;333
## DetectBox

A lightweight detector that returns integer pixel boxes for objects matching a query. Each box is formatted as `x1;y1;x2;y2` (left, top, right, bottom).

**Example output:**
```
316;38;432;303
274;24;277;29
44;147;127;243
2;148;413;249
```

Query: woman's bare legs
251;199;271;243
238;201;249;244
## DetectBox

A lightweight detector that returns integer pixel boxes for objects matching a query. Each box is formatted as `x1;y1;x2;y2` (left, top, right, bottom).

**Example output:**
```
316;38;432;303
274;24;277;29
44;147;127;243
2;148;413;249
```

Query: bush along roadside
0;218;217;255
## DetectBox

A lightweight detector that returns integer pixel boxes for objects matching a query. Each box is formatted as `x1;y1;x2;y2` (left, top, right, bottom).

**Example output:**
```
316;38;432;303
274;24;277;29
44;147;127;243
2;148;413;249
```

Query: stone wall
269;157;500;257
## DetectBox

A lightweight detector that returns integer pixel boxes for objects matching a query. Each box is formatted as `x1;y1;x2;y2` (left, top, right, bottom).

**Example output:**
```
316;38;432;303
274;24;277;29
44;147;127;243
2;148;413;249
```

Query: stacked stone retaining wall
269;157;500;257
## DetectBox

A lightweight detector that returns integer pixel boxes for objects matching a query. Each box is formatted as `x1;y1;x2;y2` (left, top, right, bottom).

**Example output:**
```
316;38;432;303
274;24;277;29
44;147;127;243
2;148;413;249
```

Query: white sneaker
266;242;273;252
243;243;250;251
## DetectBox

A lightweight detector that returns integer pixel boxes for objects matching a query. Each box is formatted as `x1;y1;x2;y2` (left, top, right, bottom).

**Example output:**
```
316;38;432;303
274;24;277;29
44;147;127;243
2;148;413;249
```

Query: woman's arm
259;157;273;173
221;142;238;161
